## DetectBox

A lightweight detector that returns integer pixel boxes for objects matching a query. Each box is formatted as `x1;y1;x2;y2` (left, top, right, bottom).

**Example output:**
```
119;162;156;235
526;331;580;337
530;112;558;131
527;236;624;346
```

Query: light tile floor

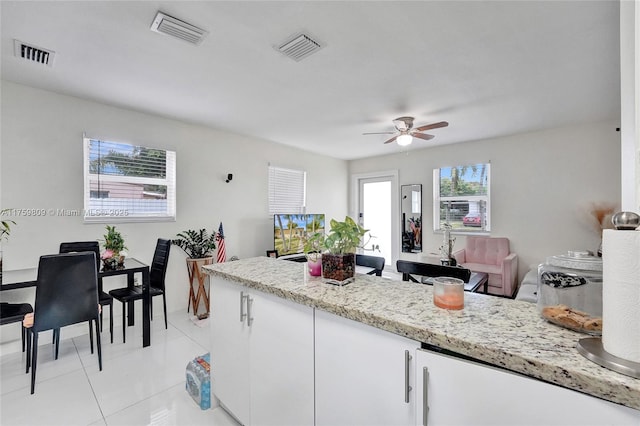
0;309;240;426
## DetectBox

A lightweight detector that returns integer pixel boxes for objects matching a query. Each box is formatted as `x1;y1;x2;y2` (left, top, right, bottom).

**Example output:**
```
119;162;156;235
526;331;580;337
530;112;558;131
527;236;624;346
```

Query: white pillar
620;0;640;212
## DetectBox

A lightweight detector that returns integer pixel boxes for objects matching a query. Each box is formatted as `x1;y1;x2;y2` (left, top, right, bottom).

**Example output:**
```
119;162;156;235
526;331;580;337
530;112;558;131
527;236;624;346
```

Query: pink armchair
455;236;518;297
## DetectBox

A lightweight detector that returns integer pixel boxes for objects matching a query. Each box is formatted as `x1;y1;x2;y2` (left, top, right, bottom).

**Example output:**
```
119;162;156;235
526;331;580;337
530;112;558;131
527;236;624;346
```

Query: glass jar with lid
537;250;603;335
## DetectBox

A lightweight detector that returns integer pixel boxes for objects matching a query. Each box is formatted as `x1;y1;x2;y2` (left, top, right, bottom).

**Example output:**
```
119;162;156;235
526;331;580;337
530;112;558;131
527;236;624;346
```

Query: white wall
0;81;348;314
349;121;621;281
620;0;639;211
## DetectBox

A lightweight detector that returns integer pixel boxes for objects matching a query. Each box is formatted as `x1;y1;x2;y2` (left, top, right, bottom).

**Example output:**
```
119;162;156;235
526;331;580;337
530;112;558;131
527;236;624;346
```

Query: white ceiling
0;1;621;160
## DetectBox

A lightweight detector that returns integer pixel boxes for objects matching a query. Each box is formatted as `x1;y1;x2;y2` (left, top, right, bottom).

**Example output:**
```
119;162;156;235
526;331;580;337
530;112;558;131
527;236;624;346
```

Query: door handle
422;366;429;426
240;291;248;323
247;296;254;326
404;350;412;403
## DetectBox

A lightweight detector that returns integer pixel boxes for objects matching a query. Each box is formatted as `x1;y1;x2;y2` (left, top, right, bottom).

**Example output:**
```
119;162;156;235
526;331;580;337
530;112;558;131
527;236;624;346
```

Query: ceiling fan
363;117;449;146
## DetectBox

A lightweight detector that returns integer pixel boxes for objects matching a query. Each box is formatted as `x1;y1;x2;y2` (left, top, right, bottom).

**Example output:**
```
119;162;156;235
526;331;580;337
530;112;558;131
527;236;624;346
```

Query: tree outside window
433;163;490;233
84;138;176;223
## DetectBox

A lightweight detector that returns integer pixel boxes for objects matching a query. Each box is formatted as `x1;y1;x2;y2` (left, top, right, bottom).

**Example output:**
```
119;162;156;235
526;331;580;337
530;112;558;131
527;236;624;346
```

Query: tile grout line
73;333;107;425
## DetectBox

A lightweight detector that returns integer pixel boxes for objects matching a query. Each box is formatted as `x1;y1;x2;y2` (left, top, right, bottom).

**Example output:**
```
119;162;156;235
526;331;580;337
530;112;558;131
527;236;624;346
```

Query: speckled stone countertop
203;257;640;411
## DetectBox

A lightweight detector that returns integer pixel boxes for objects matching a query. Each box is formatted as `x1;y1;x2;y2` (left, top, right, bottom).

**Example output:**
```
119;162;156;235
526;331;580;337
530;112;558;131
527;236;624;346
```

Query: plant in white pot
172;229;217;317
320;216;369;285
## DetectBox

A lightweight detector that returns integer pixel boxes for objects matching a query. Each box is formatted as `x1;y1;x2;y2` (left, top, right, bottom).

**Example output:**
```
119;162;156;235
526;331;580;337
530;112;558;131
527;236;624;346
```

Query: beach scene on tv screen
274;214;325;256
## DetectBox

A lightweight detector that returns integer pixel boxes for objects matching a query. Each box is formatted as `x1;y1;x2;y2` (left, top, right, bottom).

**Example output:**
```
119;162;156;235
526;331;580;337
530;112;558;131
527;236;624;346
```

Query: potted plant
303;232;324;276
101;225;127;268
0;209;16;285
172;229;217;317
439;222;456;266
320;216;369;285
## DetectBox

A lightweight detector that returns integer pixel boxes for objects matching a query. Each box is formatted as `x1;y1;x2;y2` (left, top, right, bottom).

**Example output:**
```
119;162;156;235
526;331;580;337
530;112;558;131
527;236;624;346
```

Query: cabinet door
415;348;640;426
249;290;315;426
210;277;251;425
315;309;417;426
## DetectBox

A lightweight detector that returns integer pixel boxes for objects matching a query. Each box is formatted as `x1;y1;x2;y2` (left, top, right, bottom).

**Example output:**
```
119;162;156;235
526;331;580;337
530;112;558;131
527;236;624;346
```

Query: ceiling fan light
397;134;412;146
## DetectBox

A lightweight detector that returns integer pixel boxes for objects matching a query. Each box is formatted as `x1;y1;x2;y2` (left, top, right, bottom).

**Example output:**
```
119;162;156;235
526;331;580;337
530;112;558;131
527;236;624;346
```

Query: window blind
83;137;176;222
268;166;306;214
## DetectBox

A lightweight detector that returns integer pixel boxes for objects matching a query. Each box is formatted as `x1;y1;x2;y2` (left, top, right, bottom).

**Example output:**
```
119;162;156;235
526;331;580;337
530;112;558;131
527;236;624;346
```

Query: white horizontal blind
83;137;176;222
268;166;306;214
433;163;490;233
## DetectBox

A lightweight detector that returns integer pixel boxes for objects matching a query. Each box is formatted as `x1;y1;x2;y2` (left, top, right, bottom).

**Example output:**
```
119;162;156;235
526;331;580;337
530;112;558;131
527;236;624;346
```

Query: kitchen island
204;257;639;425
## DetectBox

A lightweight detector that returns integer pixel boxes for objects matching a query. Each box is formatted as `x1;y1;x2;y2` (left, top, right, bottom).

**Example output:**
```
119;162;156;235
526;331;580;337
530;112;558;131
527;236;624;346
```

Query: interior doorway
352;171;399;267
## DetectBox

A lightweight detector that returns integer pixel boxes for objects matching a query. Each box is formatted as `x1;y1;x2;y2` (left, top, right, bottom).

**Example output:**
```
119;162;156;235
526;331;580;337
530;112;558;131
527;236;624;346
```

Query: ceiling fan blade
415;121;449;132
383;135;399;144
412;133;435;141
362;132;396;135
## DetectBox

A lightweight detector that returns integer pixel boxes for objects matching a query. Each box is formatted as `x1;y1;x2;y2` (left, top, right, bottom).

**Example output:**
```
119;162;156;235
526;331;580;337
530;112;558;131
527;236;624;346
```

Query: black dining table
1;257;152;347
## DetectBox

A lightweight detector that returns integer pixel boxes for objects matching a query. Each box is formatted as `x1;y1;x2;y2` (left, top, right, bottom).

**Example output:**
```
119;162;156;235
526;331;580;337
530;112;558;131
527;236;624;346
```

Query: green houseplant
172;229;217;317
0;209;16;285
1;211;15;242
101;225;127;268
172;229;217;259
320;216;369;285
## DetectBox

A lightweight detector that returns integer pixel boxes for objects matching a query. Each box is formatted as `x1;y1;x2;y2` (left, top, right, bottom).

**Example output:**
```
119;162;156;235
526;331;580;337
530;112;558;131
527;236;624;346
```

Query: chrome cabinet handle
240;291;248;322
404;350;412;403
423;367;429;426
247;297;254;326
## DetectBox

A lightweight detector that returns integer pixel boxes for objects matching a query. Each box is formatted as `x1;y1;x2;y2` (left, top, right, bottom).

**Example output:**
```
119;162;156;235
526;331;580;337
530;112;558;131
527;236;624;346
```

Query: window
268;165;306;214
83;137;176;223
90;190;109;199
411;189;421;214
433;163;490;233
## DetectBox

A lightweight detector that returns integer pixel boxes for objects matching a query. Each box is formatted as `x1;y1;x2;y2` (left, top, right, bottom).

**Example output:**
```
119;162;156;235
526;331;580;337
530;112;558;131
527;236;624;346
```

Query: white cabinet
211;275;639;426
210;277;251;424
415;348;640;426
210;277;314;426
315;309;418;426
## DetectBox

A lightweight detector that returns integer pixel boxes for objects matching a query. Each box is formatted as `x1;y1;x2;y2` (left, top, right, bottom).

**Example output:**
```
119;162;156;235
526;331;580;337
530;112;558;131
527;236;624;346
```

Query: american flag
216;222;226;263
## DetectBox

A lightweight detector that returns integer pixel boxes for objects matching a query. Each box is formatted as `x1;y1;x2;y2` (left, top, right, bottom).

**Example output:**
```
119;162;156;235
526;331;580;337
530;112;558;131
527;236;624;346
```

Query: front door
353;171;398;267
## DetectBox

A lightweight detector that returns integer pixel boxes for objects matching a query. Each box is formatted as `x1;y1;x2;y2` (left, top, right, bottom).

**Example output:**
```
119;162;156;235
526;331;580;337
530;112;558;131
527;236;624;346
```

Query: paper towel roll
602;229;640;363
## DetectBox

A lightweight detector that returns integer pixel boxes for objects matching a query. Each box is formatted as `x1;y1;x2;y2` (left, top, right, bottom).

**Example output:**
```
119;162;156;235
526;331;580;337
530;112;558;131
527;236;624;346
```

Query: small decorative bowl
611;211;640;230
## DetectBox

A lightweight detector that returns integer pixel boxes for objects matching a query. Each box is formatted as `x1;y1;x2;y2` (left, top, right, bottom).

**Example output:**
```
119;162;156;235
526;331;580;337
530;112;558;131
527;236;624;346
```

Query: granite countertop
203;256;640;411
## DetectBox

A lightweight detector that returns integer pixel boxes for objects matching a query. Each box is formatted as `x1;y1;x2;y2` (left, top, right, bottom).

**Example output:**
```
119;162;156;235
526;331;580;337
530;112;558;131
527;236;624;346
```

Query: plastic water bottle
185;353;211;410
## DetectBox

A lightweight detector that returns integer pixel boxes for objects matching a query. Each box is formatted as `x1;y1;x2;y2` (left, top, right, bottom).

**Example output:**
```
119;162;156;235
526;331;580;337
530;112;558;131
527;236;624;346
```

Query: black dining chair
396;260;471;283
109;239;171;343
356;254;385;276
25;252;102;394
0;302;34;352
59;241;114;343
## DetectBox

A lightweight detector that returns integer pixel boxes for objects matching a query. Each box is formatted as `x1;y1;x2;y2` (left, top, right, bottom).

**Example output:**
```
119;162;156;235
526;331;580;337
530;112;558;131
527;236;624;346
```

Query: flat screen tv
274;214;325;257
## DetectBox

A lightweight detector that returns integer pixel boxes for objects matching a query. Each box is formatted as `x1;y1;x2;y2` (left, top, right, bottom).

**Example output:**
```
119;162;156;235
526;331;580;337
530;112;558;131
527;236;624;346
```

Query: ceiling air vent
14;40;55;67
150;12;208;45
277;33;323;62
